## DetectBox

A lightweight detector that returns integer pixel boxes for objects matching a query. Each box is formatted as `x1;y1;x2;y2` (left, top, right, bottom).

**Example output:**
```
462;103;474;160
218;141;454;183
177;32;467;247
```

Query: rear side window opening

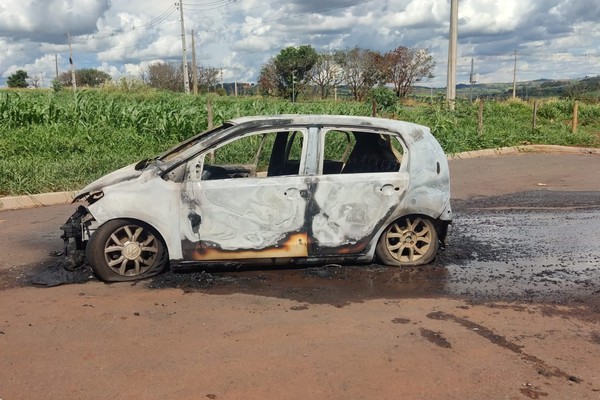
320;129;405;175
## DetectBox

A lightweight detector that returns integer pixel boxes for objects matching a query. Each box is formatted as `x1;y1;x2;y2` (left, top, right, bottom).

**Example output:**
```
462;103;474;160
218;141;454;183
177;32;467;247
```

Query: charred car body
61;115;452;282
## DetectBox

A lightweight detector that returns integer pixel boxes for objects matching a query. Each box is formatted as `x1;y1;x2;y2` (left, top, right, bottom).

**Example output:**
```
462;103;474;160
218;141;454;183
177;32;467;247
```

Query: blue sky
1;0;599;88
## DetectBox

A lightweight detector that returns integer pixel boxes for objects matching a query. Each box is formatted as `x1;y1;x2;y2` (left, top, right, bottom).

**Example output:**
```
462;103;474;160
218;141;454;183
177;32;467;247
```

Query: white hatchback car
61;115;452;282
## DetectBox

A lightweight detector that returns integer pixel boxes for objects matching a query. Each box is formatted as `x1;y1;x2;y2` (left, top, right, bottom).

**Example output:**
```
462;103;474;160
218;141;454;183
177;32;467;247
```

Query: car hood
76;161;143;198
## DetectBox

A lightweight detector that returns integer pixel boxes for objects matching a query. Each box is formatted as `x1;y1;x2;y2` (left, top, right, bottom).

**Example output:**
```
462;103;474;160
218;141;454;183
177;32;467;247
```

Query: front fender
86;177;183;260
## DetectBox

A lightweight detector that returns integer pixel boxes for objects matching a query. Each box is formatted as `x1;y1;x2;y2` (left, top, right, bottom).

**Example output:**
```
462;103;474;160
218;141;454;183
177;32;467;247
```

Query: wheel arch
94;217;170;260
375;212;447;245
374;213;445;266
86;217;170;282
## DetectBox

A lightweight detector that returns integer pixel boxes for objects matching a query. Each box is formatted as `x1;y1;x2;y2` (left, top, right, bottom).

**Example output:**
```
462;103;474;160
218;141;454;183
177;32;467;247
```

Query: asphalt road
0;152;599;399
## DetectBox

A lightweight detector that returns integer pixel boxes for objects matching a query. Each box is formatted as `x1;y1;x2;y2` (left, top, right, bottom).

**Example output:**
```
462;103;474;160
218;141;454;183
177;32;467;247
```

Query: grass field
1;89;599;196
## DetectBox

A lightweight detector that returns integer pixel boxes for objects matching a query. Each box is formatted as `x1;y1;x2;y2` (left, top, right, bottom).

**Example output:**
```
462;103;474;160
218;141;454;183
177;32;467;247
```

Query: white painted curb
0;191;77;212
447;144;600;159
1;145;598;212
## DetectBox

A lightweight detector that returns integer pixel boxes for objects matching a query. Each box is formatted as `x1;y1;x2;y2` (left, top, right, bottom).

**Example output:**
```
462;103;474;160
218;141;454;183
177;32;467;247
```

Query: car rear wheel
86;219;167;282
376;216;439;266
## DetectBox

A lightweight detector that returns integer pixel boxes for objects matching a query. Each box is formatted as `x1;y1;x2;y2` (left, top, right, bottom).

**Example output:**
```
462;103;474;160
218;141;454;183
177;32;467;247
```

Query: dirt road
1;152;599;400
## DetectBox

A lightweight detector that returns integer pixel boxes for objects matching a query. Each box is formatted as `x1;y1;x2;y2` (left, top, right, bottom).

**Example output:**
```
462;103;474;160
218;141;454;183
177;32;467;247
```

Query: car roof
226;114;422;131
224;114;434;148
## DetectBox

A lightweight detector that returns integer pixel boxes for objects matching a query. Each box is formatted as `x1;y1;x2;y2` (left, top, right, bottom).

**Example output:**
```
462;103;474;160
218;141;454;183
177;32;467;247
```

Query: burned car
61;115;452;282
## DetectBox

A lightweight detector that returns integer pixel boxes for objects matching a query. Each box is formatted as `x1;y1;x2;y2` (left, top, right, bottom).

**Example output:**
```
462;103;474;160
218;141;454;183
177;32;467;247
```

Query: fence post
477;99;484;136
207;97;214;129
532;100;538;131
207;97;215;163
371;99;377;117
572;101;579;134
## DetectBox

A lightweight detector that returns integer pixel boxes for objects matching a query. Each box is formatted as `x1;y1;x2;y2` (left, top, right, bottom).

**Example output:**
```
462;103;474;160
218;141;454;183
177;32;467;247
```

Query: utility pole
446;0;458;110
220;68;224;89
67;32;77;93
512;50;518;99
54;54;59;79
177;2;190;93
469;58;475;101
191;29;199;94
234;68;238;96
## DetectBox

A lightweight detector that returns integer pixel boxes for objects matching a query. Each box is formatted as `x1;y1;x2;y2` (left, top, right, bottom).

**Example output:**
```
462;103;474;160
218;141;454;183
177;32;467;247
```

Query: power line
8;0;374;53
71;4;177;42
182;0;234;11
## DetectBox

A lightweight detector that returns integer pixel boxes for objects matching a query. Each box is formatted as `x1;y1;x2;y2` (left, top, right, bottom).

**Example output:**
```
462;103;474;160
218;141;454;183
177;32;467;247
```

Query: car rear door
308;128;409;256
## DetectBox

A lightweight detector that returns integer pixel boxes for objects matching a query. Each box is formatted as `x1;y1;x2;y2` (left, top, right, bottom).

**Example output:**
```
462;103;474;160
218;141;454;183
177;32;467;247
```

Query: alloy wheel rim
385;217;432;262
103;225;159;276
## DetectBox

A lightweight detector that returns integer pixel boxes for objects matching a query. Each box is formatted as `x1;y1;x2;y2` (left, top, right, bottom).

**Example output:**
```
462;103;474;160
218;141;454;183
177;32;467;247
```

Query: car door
180;129;311;261
309;128;409;255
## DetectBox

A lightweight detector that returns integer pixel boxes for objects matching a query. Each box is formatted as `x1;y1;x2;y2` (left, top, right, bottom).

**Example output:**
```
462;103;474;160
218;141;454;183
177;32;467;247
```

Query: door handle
380;184;399;195
283;188;308;200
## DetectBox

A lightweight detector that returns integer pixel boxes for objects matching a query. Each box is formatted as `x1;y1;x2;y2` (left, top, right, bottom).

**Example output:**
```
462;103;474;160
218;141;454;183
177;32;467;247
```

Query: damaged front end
59;204;94;271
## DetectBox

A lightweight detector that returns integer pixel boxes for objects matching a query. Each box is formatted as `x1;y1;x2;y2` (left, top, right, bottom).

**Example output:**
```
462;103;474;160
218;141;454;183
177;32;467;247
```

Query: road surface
0;152;599;400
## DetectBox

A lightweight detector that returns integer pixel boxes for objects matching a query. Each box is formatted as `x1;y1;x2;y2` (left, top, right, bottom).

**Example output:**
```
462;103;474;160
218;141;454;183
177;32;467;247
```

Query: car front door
180;129;311;262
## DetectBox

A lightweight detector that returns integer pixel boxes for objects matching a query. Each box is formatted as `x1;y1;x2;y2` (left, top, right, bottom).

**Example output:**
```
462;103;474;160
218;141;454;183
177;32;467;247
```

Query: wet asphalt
23;190;600;309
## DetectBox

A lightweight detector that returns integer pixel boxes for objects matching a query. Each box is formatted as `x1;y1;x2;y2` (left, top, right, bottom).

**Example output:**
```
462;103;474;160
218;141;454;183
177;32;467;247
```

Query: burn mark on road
427;311;581;383
519;387;549;399
419;328;451;348
290;304;309;311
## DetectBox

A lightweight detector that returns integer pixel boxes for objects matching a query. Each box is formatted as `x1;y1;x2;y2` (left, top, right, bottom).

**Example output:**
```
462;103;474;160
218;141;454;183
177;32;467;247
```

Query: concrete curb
1;145;599;212
447;144;600;160
0;191;77;212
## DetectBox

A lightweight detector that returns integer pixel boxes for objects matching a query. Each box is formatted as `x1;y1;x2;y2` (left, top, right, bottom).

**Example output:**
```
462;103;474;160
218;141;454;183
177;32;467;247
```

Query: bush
367;87;397;113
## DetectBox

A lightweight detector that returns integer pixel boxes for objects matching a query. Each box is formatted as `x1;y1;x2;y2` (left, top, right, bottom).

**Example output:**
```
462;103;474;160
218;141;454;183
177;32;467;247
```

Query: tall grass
0;89;598;195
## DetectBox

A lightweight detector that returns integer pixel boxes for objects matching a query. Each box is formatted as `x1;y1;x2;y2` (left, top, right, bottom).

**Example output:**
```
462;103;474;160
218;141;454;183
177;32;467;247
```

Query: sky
0;0;599;88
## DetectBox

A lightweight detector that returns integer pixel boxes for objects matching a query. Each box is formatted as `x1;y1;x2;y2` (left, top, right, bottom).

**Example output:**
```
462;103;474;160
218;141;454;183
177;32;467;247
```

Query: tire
376;216;439;266
86;219;168;282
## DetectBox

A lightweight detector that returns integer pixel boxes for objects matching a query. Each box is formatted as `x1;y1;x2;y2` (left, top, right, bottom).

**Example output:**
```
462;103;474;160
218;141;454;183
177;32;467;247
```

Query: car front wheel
86;219;168;282
376;216;439;266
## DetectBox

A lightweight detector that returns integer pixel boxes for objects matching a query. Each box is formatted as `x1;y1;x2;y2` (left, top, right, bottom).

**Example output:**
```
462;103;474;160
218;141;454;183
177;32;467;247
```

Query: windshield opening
159;123;232;162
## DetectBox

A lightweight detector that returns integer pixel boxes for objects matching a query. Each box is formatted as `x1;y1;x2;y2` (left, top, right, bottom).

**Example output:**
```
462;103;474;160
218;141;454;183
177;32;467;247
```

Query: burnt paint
182;232;308;260
305;177;397;257
180;176;390;263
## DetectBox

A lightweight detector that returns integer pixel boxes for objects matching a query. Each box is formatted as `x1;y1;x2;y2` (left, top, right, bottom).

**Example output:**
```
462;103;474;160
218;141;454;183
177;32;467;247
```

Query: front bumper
60;205;96;255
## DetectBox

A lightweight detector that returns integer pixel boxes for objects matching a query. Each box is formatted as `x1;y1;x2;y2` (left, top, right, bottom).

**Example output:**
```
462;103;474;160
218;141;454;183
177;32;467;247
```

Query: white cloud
0;0;109;38
1;0;599;88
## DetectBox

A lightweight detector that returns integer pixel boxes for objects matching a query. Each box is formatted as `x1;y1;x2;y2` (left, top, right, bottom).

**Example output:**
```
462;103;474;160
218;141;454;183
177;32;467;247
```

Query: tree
309;53;343;99
51;79;64;92
258;58;279;96
57;68;111;88
383;47;435;98
196;66;221;92
7;70;29;88
144;62;183;92
273;45;318;100
78;69;111;87
336;48;385;101
28;75;42;88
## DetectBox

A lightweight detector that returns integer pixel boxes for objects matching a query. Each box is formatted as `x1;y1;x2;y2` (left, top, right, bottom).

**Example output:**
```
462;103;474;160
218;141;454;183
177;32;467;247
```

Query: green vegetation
1;89;598;196
6;70;29;88
56;68;112;88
